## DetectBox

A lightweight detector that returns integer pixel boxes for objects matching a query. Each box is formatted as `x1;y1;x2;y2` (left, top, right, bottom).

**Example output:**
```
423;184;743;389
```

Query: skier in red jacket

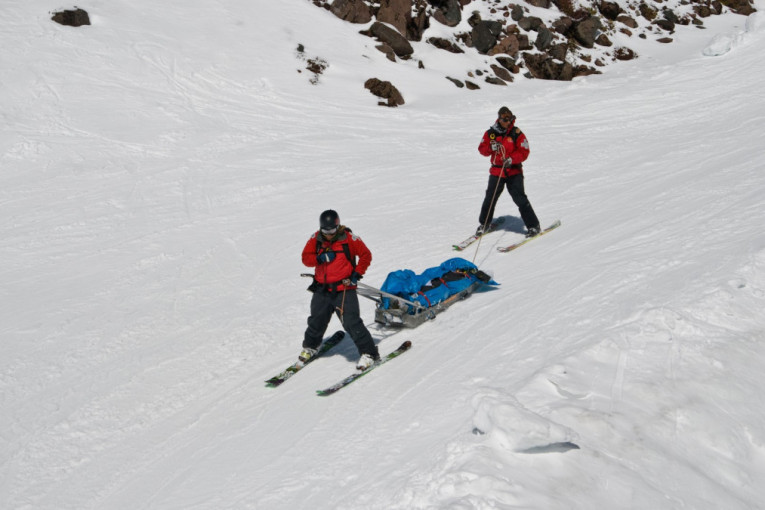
476;106;540;237
300;209;379;370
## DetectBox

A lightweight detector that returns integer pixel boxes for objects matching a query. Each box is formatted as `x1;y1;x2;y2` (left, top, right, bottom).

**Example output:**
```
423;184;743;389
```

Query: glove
490;140;500;152
317;251;336;264
504;156;514;166
342;271;362;287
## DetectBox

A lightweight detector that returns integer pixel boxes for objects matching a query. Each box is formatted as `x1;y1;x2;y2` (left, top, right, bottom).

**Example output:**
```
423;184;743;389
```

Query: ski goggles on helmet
320;226;338;236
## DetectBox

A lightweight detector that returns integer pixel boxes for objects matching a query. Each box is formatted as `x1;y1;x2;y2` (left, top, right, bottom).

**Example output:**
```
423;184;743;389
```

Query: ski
316;340;412;396
265;330;345;387
452;217;506;251
497;220;561;253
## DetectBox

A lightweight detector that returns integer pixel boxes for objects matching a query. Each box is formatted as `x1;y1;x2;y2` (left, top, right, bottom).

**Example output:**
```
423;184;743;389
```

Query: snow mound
703;10;765;55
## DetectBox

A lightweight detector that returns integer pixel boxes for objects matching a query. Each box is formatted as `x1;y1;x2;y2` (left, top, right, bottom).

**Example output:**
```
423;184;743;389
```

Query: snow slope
2;1;765;509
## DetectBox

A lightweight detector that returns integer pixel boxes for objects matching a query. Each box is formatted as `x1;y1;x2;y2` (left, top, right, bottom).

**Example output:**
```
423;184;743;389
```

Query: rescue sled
357;257;498;328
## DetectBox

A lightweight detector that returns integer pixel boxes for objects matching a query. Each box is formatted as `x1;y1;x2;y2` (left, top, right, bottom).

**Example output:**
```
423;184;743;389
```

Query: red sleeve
508;131;530;164
478;130;493;157
301;233;319;267
348;234;372;275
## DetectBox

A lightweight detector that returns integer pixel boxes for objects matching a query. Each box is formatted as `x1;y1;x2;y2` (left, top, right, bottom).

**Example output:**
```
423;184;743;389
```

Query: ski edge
497;220;561;253
452;218;506;251
264;330;346;387
316;340;412;396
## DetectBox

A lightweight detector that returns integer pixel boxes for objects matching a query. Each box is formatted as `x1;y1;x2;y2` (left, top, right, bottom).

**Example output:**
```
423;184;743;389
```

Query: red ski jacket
477;120;530;177
301;227;372;291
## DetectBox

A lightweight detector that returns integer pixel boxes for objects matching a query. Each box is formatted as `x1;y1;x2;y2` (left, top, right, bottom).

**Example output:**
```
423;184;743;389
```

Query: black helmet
319;209;340;231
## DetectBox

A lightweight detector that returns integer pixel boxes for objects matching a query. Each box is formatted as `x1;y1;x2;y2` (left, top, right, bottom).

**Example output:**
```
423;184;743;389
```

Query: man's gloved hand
342;271;362;287
504;156;514;166
317;251;336;264
490;140;500;152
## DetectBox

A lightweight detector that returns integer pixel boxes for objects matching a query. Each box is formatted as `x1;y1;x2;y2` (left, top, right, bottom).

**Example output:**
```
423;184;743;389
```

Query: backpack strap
315;230;355;268
341;243;356;270
506;127;522;143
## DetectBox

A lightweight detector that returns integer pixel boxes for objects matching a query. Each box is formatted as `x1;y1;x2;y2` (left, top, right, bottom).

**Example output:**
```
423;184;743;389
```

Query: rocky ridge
306;0;755;103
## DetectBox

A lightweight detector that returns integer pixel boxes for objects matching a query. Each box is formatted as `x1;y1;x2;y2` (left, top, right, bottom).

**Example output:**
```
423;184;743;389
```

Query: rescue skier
300;209;380;370
476;106;541;237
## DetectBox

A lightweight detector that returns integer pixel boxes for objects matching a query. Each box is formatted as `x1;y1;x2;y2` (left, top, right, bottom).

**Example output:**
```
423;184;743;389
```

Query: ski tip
400;340;412;349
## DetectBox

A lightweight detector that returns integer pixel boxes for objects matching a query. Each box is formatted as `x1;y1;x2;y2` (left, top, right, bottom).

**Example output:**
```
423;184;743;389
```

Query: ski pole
473;146;507;264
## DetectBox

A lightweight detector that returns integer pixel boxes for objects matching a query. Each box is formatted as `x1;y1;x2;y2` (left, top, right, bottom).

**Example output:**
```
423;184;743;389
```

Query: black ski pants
479;174;539;230
303;288;378;358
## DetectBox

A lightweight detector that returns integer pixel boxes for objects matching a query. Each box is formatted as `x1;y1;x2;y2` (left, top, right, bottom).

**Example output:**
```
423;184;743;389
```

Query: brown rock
51;8;90;26
330;0;372;23
364;78;405;106
377;0;411;36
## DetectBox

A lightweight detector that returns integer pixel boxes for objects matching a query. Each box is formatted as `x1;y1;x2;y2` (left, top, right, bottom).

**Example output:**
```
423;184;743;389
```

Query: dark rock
598;1;622;20
363;22;414;58
432;0;462;27
408;6;430;41
495;56;517;70
471;20;504;54
719;0;756;15
427;37;465;53
511;4;525;21
535;25;554;50
465;80;481;90
446;76;465;87
523;52;574;80
663;8;680;24
639;3;659;20
614;46;637;60
548;42;568;61
517;33;533;50
552;0;589;18
485;76;508;85
489;34;521;56
616;15;638;28
552;16;574;35
654;19;676;31
595;33;613;46
572;16;602;48
376;44;397;61
330;0;372;23
51;8;90;27
364;78;405;106
491;64;514;81
377;0;411;36
694;5;713;17
519;16;545;31
574;64;601;77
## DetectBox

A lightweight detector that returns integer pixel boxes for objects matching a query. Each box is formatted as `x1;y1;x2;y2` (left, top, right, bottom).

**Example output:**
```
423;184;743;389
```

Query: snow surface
2;1;765;509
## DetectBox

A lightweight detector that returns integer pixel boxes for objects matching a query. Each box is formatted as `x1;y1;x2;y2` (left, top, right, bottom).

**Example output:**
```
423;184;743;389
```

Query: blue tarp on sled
369;257;498;327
